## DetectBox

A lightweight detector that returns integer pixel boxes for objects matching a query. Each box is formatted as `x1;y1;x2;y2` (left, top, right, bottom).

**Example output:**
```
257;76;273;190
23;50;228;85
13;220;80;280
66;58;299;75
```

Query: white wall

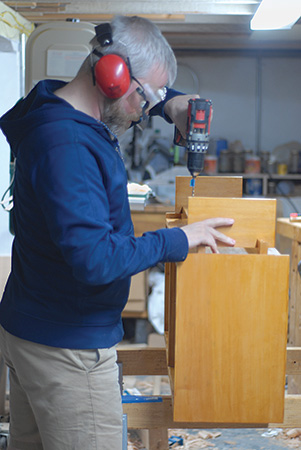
154;53;301;153
261;57;301;151
0;38;20;255
185;55;258;151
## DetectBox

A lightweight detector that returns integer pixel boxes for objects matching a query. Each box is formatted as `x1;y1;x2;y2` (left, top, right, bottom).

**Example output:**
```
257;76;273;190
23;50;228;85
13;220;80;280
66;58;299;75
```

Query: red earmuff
93;23;132;99
94;54;131;99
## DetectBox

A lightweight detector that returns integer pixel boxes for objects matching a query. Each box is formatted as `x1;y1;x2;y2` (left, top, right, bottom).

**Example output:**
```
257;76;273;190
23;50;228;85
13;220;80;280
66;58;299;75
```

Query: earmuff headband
95;23;113;47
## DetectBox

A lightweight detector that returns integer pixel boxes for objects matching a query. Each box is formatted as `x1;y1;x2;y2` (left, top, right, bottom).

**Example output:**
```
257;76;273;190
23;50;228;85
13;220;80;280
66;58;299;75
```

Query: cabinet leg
137;428;169;450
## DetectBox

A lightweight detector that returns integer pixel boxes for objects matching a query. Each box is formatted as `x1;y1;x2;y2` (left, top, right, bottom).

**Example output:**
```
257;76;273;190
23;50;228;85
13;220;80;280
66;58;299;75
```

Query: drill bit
190;176;196;196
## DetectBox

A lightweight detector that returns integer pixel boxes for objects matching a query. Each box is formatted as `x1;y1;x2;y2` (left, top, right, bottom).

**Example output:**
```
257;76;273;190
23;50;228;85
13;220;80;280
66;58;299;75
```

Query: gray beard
102;98;132;137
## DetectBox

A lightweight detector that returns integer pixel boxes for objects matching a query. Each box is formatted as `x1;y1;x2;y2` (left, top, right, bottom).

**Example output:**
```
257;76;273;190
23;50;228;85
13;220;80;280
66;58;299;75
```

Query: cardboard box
124;270;148;312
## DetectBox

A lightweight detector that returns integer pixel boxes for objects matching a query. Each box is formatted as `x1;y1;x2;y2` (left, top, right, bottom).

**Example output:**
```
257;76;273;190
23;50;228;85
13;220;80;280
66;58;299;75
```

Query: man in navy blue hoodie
0;15;235;450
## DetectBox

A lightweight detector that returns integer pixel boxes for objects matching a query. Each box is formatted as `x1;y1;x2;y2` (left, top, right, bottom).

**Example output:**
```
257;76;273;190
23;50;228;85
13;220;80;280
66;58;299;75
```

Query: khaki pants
0;325;123;450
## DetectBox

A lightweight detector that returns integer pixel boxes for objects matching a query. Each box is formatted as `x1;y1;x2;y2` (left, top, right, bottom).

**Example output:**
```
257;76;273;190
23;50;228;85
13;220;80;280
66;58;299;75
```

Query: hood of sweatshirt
0;79;111;158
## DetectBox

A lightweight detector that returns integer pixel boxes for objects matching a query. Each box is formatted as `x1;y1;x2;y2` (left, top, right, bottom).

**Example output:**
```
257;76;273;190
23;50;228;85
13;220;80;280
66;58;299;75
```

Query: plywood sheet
175;176;243;213
173;253;289;423
187;197;277;248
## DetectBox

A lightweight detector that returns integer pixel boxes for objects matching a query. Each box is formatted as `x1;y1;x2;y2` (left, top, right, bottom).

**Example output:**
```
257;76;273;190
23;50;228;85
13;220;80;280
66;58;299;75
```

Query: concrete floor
184;427;298;449
128;427;298;449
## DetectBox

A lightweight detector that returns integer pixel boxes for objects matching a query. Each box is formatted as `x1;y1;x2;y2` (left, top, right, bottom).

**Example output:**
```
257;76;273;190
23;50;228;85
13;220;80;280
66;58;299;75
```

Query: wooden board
276;217;301;393
117;347;301;377
277;217;301;243
165;263;177;368
123;395;301;430
131;204;173;236
175;176;243;213
187;197;277;248
173;253;289;423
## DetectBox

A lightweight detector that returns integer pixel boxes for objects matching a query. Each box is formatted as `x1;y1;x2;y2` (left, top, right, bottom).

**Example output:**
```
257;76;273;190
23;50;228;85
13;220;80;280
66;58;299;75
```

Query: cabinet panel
187;196;277;248
173;253;289;423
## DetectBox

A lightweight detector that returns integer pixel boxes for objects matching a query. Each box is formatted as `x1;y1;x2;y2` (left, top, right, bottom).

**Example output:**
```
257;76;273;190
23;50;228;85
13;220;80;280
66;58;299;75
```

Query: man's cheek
123;100;136;115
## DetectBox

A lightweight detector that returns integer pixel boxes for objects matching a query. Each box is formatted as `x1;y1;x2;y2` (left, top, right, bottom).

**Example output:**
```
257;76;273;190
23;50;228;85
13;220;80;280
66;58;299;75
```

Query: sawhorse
118;347;301;450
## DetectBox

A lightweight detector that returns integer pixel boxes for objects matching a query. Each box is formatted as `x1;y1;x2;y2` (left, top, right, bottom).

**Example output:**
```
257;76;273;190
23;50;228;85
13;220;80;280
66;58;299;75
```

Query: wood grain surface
173;252;289;423
175;176;243;212
187;196;277;248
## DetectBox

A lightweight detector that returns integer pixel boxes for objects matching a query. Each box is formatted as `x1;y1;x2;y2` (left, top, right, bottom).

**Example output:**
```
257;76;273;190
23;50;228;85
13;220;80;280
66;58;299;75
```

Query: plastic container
289;150;299;174
233;152;244;173
260;151;270;174
218;150;232;173
277;163;288;175
245;156;261;174
204;155;217;175
215;139;228;158
245;178;263;196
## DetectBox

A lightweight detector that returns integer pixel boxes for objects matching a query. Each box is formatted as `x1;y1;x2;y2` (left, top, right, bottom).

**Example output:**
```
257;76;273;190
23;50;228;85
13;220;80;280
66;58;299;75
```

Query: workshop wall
261;57;301;151
153;53;301;153
0;38;19;255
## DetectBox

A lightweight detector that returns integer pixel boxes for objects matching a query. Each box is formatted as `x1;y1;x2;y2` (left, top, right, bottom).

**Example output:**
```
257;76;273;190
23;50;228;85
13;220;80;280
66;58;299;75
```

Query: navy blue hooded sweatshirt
0;80;188;349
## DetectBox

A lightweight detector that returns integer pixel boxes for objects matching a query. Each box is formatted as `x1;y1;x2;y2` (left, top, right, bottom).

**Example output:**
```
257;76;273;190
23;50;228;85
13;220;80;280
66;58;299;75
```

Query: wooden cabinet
165;177;289;424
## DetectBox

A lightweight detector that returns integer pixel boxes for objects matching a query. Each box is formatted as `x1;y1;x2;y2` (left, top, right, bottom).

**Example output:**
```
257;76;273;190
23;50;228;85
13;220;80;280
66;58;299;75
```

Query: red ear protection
93;23;132;99
94;54;131;99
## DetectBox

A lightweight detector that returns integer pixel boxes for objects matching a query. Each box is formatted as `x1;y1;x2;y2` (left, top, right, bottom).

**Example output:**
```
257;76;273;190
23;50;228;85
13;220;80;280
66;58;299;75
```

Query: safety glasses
132;77;167;112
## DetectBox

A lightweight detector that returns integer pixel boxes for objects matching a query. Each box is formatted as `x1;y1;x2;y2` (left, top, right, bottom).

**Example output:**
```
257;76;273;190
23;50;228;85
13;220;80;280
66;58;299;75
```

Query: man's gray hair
87;15;177;87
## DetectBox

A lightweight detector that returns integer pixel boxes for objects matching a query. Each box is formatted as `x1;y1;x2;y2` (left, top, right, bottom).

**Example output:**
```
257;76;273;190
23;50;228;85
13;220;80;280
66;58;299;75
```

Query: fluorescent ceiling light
250;0;301;30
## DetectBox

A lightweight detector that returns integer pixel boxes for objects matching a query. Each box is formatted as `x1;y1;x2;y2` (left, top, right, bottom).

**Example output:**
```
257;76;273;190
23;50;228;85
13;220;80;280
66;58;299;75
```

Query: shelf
217;173;301;179
214;173;301;196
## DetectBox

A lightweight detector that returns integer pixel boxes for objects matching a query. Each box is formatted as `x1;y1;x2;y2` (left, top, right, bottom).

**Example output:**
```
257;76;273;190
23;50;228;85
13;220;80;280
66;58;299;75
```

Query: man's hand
181;218;235;253
164;94;199;138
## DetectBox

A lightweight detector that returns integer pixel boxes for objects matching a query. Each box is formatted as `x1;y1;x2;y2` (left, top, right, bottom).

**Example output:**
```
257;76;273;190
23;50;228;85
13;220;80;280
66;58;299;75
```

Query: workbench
118;347;301;450
123;204;172;320
276;217;301;394
131;203;172;237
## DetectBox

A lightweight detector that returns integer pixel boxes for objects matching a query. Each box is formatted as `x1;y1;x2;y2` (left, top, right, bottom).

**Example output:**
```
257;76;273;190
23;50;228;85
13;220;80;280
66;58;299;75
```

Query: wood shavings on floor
127;428;221;449
276;429;301;448
168;429;221;449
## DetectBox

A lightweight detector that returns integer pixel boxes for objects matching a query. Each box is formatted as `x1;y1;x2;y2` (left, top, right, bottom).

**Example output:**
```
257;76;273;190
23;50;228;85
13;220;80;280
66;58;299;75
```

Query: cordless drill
174;98;213;195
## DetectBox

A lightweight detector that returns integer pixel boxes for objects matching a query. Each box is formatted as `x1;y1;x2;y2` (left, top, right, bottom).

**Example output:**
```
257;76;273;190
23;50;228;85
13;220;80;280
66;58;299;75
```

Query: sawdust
276;429;301;448
127;428;301;449
127;428;221;449
168;429;221;449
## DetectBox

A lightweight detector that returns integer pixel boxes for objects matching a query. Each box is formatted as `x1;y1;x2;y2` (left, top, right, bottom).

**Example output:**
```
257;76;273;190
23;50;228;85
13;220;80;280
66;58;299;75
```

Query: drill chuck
187;151;205;178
